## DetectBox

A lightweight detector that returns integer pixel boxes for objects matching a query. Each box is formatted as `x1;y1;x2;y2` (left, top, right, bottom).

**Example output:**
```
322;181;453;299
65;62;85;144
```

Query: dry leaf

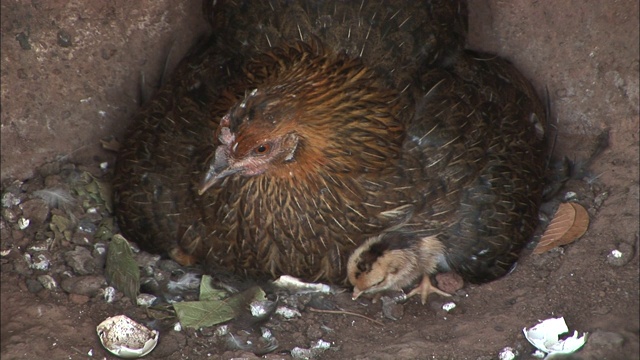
101;136;121;152
534;202;589;254
559;202;589;245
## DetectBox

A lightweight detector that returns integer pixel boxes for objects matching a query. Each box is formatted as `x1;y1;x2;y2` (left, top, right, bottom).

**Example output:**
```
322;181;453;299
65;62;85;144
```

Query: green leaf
199;275;228;301
105;234;140;304
174;286;266;329
96;179;113;213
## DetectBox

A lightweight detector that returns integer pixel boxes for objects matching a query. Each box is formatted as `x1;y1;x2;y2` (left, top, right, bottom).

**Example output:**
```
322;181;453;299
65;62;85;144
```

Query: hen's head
198;42;406;194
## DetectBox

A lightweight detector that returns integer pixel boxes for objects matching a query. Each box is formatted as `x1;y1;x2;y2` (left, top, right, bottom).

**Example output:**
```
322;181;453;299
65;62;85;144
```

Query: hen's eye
254;143;271;154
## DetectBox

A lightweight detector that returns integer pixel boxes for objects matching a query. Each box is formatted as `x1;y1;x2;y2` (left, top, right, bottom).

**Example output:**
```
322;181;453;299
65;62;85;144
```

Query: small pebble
29;253;51;270
435;272;464;294
13;255;33;276
20;199;49;224
56;29;73;47
64;246;97;275
2;191;22;208
261;327;273;340
92;242;108;269
312;340;330;350
199;327;215;337
291;344;326;360
61;275;107;297
442;302;456;312
531;349;546;358
140;278;161;295
606;243;634;267
2;208;17;223
564;191;578;201
71;232;92;246
588;330;625;348
498;347;518;360
17;217;30;230
69;293;90;305
593;191;609;208
152;268;168;282
134;252;161;271
381;295;404;320
136;293;157;307
103;286;117;303
275;306;301;319
37;274;58;290
251;300;276;318
26;278;44;293
214;325;229;336
77;219;98;234
306;325;323;339
28;240;50;252
158;259;181;272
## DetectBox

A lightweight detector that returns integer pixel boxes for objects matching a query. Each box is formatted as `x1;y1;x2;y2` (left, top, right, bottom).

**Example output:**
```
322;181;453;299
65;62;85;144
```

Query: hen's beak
198;146;239;195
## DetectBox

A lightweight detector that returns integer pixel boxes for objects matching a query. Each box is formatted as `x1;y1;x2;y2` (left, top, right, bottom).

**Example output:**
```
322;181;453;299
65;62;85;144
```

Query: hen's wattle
113;0;546;286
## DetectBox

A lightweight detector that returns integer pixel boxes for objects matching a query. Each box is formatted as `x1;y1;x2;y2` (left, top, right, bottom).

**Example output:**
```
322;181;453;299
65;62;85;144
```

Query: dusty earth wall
2;1;638;185
1;0;210;181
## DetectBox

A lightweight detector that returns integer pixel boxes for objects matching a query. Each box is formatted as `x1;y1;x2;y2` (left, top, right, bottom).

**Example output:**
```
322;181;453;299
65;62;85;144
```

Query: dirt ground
1;1;638;359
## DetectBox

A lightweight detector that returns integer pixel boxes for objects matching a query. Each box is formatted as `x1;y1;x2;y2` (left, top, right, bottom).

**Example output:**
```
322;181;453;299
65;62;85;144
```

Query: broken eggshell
523;317;587;355
272;275;333;293
97;315;159;358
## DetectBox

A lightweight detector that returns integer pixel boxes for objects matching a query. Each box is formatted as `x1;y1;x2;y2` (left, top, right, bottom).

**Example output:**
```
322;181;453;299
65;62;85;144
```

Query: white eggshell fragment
498;347;518;360
96;315;159;358
273;275;332;293
523;317;587;355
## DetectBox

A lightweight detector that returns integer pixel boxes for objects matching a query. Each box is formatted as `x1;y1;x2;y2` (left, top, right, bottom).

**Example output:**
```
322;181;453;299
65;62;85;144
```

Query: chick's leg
407;275;451;304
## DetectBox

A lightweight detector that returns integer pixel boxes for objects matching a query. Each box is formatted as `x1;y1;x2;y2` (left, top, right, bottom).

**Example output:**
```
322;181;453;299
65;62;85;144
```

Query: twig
308;307;384;327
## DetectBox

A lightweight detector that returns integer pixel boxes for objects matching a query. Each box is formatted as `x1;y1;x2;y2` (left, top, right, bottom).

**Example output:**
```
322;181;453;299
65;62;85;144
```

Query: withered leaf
50;214;73;242
105;234;140;304
534;202;590;254
146;304;177;321
101;136;121;152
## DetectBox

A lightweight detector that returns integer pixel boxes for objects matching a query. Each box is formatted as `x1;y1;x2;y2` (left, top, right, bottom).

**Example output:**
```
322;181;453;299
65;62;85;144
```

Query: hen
113;0;546;290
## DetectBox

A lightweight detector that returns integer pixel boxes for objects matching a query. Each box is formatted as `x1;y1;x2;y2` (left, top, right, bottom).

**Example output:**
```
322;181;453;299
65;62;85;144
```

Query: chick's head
348;234;419;300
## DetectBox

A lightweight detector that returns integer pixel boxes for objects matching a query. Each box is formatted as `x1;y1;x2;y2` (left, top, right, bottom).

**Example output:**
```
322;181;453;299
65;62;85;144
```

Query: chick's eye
254;143;271;155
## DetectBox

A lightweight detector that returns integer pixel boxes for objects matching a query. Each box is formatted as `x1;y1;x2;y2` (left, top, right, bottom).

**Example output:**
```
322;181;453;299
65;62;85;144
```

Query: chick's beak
198;146;239;195
351;287;364;301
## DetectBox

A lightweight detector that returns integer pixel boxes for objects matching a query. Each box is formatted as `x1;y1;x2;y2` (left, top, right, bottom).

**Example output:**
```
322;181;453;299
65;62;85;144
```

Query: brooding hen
113;0;546;292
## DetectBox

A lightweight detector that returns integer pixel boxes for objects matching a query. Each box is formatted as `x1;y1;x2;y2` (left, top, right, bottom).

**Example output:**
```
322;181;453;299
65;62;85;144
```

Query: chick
347;232;451;304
